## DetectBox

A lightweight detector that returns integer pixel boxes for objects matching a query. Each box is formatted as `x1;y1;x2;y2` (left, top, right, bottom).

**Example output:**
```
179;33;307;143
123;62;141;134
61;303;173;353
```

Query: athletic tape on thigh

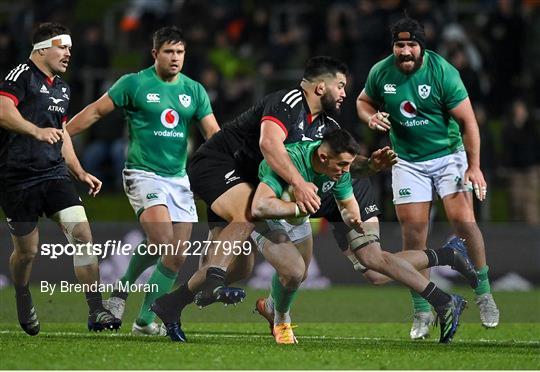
346;225;380;252
53;206;97;266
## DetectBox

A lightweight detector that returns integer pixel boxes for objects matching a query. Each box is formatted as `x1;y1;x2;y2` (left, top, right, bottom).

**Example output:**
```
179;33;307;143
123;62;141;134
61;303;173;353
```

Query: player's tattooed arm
251;183;297;220
350;147;397;178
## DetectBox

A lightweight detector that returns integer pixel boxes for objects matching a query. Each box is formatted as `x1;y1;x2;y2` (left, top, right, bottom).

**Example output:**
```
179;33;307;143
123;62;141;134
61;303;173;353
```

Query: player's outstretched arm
450;97;487;201
66;93;115;136
198;113;220;139
350;146;398;178
259;121;320;214
61;122;102;196
251;182;297;220
336;196;364;234
0;96;63;143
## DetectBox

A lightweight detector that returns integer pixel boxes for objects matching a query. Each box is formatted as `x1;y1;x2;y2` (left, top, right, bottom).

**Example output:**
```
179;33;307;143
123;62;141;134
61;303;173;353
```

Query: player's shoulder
3;62;32;84
324;115;342;129
178;73;208;95
369;54;395;75
179;72;200;87
113;71;140;88
267;87;303;109
425;50;456;72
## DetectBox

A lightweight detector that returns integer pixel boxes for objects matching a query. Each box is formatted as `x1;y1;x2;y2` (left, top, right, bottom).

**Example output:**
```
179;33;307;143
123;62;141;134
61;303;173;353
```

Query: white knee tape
54;206;98;267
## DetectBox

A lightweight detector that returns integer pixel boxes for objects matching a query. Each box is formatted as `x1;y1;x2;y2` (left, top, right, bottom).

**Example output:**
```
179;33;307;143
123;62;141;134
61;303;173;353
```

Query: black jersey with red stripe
0;60;70;191
199;87;341;167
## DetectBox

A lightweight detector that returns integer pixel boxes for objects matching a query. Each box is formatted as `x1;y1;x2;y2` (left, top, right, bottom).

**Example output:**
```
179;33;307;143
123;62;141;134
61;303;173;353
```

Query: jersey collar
299;86;315;124
27;59;57;86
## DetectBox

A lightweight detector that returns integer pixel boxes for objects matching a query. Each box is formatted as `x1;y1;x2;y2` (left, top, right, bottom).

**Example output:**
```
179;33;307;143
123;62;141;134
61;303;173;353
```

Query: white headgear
32;34;72;51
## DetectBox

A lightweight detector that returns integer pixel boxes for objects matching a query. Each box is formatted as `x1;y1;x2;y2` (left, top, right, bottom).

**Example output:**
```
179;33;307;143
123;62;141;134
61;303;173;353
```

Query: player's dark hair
32;23;71;45
303;56;348;81
153;26;186;50
322;129;361;156
390;16;426;53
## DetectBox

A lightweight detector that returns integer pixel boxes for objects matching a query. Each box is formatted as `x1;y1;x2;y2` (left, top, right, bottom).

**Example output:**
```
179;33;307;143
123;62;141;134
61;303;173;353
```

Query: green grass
0;286;539;369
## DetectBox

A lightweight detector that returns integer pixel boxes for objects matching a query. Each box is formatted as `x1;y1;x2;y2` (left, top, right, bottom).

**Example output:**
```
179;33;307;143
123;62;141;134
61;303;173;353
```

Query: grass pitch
0;286;538;370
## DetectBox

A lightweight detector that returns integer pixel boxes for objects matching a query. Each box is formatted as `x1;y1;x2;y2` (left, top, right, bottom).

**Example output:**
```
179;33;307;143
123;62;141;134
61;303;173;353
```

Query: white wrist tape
33;34;72;50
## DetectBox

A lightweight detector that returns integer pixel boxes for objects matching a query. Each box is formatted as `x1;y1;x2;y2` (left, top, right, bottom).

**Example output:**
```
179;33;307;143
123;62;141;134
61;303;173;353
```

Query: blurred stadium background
0;0;539;289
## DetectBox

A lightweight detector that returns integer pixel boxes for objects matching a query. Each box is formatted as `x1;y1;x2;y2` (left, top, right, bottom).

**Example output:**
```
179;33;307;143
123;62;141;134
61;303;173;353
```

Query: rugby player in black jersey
0;23;120;335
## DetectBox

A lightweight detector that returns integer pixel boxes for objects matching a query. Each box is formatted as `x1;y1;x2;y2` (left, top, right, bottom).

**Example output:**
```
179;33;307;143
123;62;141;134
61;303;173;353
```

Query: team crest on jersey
160;109;179;129
418;84;431;99
178;94;191;108
322;181;335;193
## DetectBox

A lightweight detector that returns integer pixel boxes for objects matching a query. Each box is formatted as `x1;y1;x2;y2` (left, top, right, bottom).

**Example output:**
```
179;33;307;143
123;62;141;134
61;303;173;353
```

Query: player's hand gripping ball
281;185;310;225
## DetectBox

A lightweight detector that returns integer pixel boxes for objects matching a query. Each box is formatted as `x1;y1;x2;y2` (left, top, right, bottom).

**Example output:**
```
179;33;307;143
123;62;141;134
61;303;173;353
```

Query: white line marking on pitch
0;330;538;345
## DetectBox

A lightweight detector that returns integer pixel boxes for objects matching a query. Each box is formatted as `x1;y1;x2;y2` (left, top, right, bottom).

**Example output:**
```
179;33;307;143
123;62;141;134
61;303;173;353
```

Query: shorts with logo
313;177;381;252
0;178;82;236
188;149;259;210
122;168;198;222
392;151;473;205
251;219;312;253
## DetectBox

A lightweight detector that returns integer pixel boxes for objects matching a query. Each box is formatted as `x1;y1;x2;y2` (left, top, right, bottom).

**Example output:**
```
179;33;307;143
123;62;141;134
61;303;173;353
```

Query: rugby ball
281;185;310;225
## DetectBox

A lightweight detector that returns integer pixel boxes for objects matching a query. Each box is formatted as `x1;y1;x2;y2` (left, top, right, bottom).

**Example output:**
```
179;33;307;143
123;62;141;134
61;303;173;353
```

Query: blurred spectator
474;104;496;221
80;102;126;192
447;45;484;104
350;0;389;88
501;99;540;225
70;24;111;111
408;0;444;49
0;27;17;78
483;0;525;115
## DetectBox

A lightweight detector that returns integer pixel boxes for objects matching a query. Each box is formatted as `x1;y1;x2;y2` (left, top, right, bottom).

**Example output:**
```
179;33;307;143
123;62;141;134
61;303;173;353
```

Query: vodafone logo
399;100;417;118
160;109;179;129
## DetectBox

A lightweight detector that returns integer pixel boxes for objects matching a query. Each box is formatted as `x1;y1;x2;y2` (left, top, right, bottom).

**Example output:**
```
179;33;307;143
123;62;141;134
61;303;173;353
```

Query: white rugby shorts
123;168;198;222
392;151;473;204
251;219;312;253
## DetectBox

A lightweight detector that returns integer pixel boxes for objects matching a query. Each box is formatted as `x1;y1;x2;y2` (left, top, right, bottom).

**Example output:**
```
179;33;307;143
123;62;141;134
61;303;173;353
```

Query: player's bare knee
357;244;385;271
13;248;37;264
280;262;305;289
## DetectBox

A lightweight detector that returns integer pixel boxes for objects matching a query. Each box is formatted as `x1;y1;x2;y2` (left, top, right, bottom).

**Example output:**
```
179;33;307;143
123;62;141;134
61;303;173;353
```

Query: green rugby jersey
108;66;212;177
258;140;353;201
364;50;468;162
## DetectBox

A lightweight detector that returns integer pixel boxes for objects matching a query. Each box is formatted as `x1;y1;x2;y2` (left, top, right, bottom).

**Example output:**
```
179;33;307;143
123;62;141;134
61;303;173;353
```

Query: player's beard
321;91;341;116
395;54;423;74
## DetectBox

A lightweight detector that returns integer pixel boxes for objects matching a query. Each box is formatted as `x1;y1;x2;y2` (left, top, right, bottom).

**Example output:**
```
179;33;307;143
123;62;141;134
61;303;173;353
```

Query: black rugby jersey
0;59;70;191
200;87;341;168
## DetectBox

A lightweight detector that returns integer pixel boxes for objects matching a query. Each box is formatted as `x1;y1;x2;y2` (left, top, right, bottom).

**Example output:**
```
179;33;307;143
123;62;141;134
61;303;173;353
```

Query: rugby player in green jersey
251;129;476;344
357;17;499;338
67;26;220;338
